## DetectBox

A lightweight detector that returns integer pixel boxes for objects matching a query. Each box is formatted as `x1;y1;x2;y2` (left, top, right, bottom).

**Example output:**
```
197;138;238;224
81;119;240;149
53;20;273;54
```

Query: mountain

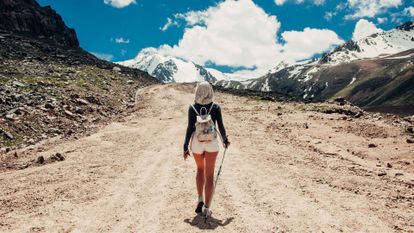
117;48;227;83
320;21;414;65
216;22;414;114
0;0;79;47
0;0;157;149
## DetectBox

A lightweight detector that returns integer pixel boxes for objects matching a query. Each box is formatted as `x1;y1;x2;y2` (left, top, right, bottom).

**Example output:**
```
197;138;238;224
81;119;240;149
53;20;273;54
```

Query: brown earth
0;83;413;232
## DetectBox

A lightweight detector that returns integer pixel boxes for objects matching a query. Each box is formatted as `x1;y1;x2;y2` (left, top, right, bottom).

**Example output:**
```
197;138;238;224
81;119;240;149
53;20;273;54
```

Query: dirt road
1;83;413;232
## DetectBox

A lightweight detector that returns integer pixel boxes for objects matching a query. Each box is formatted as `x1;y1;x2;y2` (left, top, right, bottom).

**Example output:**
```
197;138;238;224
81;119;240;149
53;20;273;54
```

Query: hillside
216;22;414;114
0;0;158;149
0;84;413;232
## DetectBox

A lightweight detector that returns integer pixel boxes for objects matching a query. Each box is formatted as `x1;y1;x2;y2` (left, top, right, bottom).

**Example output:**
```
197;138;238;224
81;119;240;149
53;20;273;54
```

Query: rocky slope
0;0;79;47
0;0;158;150
216;22;414;114
117;48;227;83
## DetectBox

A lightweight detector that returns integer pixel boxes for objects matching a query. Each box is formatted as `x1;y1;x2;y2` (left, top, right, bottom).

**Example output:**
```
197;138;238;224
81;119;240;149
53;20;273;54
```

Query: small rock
376;162;381;167
407;138;414;144
44;103;55;109
277;112;283;116
76;98;89;105
5;114;19;121
378;170;387;176
303;123;309;129
1;129;14;140
51;153;65;161
12;80;25;87
386;163;392;168
64;110;75;118
113;66;121;72
395;172;403;176
36;156;45;164
368;143;377;148
405;126;414;134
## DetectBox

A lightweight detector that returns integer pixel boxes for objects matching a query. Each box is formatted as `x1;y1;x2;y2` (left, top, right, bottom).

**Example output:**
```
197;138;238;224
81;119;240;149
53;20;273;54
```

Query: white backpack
191;103;217;142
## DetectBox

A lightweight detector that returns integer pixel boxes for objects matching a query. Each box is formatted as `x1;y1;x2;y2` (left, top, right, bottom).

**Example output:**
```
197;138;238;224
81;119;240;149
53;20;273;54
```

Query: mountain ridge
215;21;414;114
117;48;227;83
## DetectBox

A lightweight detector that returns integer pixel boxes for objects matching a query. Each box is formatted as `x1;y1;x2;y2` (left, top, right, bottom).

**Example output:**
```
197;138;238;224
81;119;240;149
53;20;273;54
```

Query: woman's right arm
216;105;229;147
183;106;195;152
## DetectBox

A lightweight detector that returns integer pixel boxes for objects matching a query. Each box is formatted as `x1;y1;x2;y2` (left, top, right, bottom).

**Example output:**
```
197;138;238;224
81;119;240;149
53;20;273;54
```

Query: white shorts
190;135;220;154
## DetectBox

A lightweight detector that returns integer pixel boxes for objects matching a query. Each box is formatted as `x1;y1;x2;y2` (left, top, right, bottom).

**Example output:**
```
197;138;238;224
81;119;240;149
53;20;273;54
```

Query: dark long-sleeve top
183;102;227;152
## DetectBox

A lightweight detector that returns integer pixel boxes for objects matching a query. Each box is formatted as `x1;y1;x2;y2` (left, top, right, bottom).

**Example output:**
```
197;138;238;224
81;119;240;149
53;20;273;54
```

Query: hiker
183;81;230;218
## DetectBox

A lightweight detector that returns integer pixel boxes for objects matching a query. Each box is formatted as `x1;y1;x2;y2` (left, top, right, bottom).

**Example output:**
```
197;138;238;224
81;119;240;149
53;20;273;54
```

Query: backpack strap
191;103;215;116
208;102;215;115
190;104;200;116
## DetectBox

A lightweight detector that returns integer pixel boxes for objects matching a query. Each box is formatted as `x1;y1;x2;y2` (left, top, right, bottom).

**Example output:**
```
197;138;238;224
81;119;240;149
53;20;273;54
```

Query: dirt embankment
0;83;413;232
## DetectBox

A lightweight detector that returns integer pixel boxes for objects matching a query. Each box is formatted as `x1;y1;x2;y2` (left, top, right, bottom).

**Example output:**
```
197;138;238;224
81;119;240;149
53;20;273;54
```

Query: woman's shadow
184;214;234;230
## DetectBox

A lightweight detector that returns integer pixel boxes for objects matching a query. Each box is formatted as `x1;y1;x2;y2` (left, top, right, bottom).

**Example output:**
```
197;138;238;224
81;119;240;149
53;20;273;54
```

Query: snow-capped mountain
320;21;414;65
117;48;227;83
216;21;414;109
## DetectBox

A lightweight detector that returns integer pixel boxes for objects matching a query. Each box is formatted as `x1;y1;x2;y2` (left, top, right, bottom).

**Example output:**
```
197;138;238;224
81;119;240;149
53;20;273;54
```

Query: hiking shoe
202;205;212;217
195;201;204;214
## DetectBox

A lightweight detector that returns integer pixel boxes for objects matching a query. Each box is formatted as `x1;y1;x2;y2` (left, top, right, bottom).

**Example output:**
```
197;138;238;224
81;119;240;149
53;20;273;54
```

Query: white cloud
158;0;282;71
113;37;130;44
404;6;414;17
92;52;113;61
160;18;179;31
274;0;325;5
352;19;383;41
174;11;210;26
377;17;388;23
104;0;136;8
148;0;342;77
345;0;402;19
281;28;344;62
324;11;336;21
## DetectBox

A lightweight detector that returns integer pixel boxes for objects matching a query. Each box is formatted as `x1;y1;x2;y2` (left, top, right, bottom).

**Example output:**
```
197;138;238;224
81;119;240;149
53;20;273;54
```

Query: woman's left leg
204;151;218;208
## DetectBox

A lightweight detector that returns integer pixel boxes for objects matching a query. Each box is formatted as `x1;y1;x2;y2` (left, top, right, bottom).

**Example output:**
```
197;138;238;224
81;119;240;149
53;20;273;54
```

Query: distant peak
138;47;159;56
396;21;414;31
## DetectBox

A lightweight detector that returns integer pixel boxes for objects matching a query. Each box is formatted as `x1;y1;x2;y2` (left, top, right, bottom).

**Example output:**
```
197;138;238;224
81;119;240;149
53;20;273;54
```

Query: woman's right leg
193;152;205;198
204;151;218;208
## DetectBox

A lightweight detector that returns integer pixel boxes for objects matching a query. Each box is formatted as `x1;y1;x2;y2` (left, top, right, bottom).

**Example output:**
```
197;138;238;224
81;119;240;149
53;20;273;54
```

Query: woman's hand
183;150;190;160
223;137;230;148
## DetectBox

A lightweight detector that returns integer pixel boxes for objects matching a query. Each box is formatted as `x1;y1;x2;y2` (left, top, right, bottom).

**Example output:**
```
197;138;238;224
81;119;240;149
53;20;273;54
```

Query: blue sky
38;0;413;73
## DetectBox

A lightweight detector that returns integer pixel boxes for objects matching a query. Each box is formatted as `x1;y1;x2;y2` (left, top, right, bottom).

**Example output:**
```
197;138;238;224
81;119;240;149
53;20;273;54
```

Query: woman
183;82;230;217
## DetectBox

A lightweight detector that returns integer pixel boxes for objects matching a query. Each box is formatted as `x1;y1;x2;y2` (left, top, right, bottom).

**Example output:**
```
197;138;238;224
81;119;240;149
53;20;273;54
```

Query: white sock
198;196;204;203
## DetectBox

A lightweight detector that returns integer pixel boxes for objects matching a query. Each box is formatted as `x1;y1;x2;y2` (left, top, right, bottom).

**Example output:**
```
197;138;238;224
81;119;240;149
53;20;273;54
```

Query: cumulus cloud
158;0;282;70
150;0;342;77
104;0;136;8
352;19;383;41
92;52;113;61
281;28;344;62
160;18;179;31
345;0;402;19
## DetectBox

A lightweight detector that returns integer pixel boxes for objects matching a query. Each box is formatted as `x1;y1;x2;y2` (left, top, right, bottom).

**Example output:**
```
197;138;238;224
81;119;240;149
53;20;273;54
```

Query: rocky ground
0;83;413;232
0;31;158;155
